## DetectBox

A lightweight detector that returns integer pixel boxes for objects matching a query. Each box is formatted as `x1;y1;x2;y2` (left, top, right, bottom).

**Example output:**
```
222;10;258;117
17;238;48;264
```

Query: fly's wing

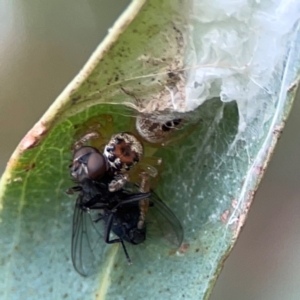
146;191;183;249
114;190;183;268
71;193;107;277
122;182;183;249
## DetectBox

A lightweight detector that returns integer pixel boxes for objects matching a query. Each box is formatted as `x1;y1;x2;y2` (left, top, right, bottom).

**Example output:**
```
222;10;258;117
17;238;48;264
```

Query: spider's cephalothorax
104;132;143;172
103;133;143;192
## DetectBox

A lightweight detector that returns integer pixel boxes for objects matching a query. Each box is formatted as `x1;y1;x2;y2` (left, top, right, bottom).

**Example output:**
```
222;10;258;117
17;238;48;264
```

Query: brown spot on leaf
273;124;284;135
24;163;36;172
179;243;190;254
254;165;265;176
19;121;47;151
232;191;254;239
220;209;230;224
231;199;238;209
287;77;300;92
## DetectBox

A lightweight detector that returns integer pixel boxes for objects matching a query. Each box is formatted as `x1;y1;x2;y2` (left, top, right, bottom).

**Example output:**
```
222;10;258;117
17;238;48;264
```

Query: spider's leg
73;131;100;151
108;173;129;192
71;114;115;150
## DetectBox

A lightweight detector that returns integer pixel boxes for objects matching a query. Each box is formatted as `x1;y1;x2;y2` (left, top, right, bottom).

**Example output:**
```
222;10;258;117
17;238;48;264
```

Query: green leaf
1;1;300;299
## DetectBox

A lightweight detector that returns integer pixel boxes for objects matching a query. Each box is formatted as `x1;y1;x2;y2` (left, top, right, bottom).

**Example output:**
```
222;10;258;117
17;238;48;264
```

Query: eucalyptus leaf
1;1;300;300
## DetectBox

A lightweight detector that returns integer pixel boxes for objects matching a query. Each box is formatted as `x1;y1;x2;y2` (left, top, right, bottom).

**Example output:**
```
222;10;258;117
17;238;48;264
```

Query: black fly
68;145;183;276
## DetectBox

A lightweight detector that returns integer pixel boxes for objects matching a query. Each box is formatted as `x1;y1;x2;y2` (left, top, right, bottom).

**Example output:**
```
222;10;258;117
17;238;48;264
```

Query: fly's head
70;146;109;183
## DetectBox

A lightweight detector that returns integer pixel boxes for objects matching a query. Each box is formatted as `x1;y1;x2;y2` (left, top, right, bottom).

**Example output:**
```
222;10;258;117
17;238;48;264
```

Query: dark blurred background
1;2;299;299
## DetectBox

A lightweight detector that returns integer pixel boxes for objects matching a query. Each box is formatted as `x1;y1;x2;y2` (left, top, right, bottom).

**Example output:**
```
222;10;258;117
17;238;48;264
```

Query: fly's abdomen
112;206;145;245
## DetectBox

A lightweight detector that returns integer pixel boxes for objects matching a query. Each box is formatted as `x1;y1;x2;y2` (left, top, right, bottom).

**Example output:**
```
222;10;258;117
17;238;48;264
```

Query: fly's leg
104;213;132;264
120;240;132;264
113;193;151;209
104;214;121;244
92;214;104;223
81;194;109;210
66;186;82;194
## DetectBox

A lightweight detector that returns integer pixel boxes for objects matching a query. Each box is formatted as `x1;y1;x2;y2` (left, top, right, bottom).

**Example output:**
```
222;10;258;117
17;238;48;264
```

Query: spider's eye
87;152;107;179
